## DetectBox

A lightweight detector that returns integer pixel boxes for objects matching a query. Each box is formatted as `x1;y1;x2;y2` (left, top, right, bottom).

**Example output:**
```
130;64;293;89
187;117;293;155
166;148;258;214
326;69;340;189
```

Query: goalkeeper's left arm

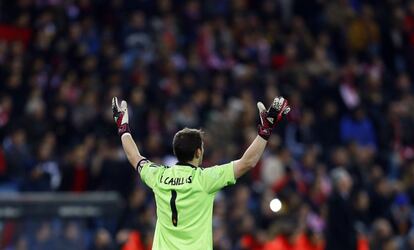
233;97;290;178
112;97;145;170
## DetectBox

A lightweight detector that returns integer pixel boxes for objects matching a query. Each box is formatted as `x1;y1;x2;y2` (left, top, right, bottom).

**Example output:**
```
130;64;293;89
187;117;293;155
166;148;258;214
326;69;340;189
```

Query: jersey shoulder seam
194;167;210;194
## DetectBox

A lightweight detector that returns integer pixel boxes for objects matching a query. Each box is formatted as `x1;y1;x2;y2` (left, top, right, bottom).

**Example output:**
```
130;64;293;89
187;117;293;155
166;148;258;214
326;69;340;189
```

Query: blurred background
1;0;414;249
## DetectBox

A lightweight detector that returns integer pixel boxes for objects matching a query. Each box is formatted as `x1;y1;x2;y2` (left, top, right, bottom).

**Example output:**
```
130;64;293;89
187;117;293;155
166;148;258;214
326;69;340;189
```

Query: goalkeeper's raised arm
112;97;145;170
233;97;290;178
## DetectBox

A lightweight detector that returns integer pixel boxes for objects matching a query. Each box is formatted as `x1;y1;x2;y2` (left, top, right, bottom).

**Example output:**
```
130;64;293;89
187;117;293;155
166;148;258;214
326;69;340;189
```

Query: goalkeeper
112;96;290;250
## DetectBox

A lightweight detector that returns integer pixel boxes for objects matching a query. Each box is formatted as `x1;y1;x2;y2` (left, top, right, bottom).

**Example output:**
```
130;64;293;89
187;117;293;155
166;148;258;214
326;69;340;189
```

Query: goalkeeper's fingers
273;97;285;111
112;97;120;112
283;106;291;115
273;97;291;115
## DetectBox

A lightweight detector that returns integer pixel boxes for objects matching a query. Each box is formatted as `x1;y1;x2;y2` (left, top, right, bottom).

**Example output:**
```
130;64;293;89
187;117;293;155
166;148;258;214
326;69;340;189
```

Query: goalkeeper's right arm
112;97;145;170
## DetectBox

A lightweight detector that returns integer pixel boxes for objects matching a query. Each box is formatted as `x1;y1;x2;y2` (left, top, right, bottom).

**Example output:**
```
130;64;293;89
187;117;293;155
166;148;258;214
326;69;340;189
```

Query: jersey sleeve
199;161;236;194
138;159;163;189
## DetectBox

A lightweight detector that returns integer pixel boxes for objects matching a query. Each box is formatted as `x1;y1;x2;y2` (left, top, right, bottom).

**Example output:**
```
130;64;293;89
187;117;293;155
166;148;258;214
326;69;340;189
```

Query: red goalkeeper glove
257;97;290;140
112;97;131;136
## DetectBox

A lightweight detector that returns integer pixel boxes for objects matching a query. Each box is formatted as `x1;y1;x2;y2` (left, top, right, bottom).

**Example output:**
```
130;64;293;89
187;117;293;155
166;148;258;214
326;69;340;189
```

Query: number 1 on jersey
170;190;178;226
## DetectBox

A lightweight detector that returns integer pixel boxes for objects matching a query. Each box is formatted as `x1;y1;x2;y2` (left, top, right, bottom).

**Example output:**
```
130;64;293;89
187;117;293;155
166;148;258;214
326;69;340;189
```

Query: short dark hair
173;128;203;162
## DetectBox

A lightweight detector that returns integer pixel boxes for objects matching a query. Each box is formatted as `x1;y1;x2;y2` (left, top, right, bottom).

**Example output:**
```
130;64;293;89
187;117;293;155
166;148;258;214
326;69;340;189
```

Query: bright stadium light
269;198;282;213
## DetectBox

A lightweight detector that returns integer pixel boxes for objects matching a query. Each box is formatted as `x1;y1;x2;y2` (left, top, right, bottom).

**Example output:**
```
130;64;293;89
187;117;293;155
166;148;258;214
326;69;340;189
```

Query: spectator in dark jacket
325;168;357;250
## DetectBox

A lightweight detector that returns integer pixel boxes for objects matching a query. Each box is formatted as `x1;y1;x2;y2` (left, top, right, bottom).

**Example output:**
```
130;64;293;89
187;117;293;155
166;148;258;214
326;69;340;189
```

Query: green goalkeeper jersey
138;160;236;250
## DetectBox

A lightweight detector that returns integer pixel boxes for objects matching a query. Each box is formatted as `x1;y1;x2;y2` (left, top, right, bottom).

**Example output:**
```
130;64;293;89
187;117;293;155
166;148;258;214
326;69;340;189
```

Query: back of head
173;128;203;163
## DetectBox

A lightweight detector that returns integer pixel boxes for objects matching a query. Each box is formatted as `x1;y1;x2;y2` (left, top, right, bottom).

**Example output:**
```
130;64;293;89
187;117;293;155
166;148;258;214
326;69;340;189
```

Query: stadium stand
1;0;414;249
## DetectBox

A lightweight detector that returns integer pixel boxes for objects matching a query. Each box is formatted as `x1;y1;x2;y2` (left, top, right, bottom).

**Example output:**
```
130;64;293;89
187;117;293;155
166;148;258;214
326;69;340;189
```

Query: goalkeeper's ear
194;148;202;159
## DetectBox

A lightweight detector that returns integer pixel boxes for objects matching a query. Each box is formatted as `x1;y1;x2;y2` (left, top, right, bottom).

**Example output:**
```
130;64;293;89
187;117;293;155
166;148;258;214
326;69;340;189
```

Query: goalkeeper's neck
186;158;200;168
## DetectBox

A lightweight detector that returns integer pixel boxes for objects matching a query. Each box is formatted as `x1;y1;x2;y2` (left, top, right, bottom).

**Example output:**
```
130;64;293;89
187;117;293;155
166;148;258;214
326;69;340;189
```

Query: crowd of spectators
1;0;414;249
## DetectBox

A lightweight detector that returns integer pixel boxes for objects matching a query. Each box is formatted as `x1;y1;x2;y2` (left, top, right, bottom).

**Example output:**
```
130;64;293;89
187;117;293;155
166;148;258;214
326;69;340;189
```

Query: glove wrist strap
118;123;131;136
258;125;272;141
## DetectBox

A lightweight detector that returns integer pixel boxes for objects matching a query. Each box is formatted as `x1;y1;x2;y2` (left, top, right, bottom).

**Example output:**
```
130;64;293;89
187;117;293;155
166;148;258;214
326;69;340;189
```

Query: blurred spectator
316;100;340;152
340;106;377;149
370;218;394;250
90;228;115;250
346;5;380;55
24;133;60;191
60;145;90;192
4;236;28;250
57;223;85;250
389;193;412;237
353;190;371;230
260;147;287;188
33;223;57;250
2;129;31;190
370;177;394;220
263;218;297;250
403;230;414;250
325;168;356;250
